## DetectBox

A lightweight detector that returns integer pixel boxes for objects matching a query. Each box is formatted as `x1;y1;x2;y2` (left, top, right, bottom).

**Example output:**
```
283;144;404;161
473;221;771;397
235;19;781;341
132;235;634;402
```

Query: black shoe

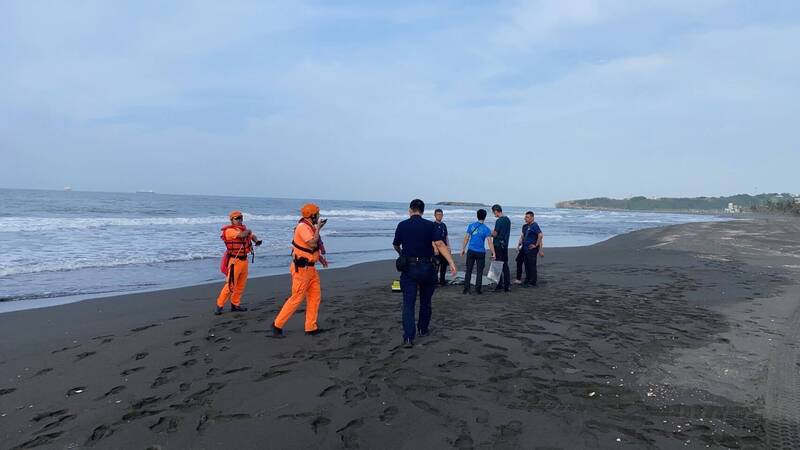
475;289;483;295
462;288;470;295
417;329;430;337
403;338;414;348
231;305;248;312
305;328;327;336
271;323;285;338
214;307;223;316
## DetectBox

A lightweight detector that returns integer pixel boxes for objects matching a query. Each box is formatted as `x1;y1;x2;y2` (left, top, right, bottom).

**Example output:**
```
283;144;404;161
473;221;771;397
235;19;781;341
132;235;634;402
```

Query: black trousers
494;246;511;290
437;255;448;284
524;248;538;286
515;249;526;281
464;250;485;292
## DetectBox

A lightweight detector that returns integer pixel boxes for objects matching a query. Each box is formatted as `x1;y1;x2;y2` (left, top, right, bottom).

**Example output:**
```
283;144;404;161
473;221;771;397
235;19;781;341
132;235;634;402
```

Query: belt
406;256;435;263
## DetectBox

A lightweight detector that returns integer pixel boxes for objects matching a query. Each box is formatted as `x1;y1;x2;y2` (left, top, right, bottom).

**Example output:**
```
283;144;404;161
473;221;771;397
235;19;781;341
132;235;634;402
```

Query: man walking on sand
519;211;544;287
491;204;511;292
393;199;457;348
461;209;495;295
433;208;450;285
272;203;329;337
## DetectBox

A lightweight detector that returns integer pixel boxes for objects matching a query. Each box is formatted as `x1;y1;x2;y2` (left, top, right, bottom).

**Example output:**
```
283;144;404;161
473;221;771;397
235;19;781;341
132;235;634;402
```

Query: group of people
214;200;544;348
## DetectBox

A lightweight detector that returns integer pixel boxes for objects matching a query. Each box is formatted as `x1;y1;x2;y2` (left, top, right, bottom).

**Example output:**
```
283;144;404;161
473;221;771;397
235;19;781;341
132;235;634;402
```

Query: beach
1;218;799;449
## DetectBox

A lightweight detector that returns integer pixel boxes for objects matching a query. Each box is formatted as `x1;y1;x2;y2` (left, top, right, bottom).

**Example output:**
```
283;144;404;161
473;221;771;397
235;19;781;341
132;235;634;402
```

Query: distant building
724;202;742;214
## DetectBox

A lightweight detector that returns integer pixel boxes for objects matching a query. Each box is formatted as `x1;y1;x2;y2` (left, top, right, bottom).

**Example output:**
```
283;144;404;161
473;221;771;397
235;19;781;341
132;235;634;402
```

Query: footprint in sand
411;400;441;416
453;433;474;449
34;368;53;377
135;352;149;360
86;424;115;444
38;413;77;432
0;387;16;396
31;409;68;422
319;385;341;397
311;416;331;433
96;386;125;400
336;418;364;449
149;416;181;433
472;407;489;424
66;386;86;396
74;352;96;361
131;324;159;333
14;431;64;449
379;406;398;422
221;367;252;375
121;367;145;376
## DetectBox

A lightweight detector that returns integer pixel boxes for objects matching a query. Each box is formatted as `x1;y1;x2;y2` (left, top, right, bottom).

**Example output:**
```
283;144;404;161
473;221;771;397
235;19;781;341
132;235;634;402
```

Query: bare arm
536;232;544;256
435;240;457;277
394;244;402;255
488;236;495;259
460;233;469;256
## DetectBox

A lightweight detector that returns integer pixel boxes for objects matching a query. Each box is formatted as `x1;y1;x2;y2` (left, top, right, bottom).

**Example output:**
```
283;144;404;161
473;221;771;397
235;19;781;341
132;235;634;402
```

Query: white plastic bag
487;260;504;284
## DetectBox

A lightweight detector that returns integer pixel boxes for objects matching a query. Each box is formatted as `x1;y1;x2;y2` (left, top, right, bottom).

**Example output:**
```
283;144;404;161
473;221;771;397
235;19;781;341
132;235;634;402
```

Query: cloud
1;1;798;204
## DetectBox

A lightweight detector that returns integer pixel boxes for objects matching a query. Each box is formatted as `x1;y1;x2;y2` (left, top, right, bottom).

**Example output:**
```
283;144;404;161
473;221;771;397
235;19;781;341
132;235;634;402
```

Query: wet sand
1;218;799;449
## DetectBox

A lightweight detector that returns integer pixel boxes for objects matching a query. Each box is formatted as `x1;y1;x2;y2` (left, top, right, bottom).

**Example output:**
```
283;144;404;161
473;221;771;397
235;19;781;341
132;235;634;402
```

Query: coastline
1;217;799;449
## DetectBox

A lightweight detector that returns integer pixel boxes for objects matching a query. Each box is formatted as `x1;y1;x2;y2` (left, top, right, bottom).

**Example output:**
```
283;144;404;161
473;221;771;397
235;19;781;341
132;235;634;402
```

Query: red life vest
221;224;253;257
220;225;254;275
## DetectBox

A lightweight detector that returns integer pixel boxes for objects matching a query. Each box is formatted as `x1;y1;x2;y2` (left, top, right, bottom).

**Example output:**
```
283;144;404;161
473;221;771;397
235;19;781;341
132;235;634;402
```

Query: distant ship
136;190;156;194
63;186;72;192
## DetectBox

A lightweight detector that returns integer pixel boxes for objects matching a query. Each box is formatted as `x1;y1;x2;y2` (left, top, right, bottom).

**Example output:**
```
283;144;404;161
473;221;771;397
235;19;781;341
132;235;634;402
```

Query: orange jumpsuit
217;227;252;308
274;221;322;332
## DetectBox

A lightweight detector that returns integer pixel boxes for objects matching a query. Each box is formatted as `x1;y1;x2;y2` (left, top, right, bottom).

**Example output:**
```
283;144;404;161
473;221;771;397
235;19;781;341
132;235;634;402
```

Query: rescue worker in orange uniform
272;203;328;337
216;210;261;315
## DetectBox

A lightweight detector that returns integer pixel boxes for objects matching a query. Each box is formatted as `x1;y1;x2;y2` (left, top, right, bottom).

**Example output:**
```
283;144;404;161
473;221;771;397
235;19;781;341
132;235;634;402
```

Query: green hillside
556;193;799;214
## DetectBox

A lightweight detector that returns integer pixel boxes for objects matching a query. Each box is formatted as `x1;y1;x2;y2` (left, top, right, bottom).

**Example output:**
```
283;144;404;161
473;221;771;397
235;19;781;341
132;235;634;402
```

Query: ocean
0;189;724;312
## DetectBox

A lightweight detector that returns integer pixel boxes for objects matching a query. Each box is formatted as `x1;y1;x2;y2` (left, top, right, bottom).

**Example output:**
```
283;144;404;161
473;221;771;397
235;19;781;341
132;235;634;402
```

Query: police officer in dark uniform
433;208;450;285
393;199;457;348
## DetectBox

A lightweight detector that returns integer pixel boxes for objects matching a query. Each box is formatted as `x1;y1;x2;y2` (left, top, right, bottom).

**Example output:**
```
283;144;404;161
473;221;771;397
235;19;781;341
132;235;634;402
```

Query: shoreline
0;215;722;315
2;217;799;448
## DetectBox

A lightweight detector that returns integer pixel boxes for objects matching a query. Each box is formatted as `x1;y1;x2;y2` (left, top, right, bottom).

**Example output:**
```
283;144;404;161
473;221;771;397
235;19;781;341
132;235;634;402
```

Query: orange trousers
274;264;321;332
217;258;248;307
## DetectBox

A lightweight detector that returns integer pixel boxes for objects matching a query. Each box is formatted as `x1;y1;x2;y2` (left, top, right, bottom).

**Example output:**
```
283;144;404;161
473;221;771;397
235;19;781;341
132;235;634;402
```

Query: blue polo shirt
393;215;444;257
465;221;492;253
523;222;542;249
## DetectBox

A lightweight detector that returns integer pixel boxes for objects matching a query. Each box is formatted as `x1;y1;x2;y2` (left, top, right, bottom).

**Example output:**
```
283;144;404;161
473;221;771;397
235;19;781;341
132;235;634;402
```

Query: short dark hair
477;209;487;220
409;199;425;213
525;211;534;216
434;208;443;214
491;204;502;212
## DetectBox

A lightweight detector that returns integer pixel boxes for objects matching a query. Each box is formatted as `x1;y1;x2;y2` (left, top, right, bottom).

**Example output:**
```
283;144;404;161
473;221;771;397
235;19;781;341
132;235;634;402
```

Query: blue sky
2;1;798;205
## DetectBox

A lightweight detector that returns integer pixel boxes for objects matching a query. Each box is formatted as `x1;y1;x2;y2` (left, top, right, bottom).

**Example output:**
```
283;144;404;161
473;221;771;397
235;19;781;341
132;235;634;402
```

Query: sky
2;0;798;206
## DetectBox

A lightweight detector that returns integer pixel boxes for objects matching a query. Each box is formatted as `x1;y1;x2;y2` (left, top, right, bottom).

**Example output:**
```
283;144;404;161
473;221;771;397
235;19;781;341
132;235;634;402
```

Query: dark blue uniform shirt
393;215;444;257
433;221;448;246
523;222;542;249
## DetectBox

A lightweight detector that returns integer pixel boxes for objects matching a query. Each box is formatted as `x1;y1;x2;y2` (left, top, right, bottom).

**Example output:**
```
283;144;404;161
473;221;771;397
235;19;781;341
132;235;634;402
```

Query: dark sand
1;218;799;449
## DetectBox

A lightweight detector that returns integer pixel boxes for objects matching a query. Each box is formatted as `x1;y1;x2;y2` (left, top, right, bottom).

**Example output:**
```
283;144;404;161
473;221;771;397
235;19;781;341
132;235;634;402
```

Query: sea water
0;189;724;311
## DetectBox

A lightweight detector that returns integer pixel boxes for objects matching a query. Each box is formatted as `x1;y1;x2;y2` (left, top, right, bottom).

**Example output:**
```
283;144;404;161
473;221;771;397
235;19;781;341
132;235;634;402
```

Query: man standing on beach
393;199;457;348
519;211;544;287
433;208;450;285
272;203;329;337
216;211;262;315
491;204;511;292
460;209;495;295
